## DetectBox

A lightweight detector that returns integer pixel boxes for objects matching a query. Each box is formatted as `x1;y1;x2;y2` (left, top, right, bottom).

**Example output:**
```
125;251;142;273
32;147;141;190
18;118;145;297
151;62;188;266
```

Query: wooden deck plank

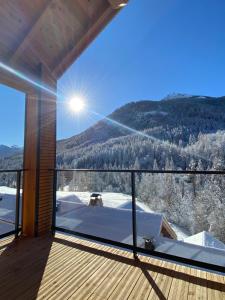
47;247;122;300
68;250;130;300
11;243;97;299
0;234;224;300
107;265;141;300
206;271;225;300
169;265;191;300
127;258;160;300
187;267;198;299
0;236;88;283
148;260;176;300
0;240;89;298
40;246;121;299
0;236;96;298
87;254;134;300
195;269;208;300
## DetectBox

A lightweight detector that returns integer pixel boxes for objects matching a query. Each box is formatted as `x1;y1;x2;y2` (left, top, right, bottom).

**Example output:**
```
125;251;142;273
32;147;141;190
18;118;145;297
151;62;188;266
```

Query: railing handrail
52;167;225;274
0;169;24;173
54;168;225;175
0;169;23;239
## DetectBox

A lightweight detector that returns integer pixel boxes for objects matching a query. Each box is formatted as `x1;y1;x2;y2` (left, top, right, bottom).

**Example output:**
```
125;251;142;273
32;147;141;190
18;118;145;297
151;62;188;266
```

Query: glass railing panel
0;171;22;236
135;172;225;268
56;171;133;245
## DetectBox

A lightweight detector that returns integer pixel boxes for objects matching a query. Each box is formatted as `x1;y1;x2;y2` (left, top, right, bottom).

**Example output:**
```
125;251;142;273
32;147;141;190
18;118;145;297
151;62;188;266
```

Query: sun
68;96;85;113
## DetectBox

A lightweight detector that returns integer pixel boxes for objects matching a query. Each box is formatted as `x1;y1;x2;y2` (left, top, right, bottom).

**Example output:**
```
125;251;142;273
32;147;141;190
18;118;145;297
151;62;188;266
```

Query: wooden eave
0;0;124;92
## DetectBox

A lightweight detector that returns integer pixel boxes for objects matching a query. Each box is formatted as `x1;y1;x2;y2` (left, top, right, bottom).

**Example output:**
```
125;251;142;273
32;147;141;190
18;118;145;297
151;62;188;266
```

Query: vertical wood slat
37;65;56;235
22;65;56;236
22;93;38;236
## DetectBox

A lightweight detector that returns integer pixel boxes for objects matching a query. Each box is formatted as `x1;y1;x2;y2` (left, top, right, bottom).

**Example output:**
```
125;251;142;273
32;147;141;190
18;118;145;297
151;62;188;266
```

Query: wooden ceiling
0;0;127;91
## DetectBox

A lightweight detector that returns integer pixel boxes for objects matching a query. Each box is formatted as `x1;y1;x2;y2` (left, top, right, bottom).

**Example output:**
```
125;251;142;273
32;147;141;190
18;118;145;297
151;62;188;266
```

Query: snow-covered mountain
57;94;225;170
1;93;225;244
0;145;21;158
2;94;225;171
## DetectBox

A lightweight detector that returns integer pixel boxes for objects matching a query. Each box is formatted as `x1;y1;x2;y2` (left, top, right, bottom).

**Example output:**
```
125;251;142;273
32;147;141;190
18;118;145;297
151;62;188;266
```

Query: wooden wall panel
22;65;56;236
37;66;56;235
22;93;38;236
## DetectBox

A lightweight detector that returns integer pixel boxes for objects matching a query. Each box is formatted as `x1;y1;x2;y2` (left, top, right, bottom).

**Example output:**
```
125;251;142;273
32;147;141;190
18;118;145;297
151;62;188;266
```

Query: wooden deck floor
0;233;224;300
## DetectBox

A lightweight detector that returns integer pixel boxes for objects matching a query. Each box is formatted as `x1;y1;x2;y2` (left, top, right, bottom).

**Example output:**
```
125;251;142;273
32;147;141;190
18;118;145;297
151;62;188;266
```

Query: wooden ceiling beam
0;68;35;93
108;0;128;9
9;0;53;67
53;5;118;78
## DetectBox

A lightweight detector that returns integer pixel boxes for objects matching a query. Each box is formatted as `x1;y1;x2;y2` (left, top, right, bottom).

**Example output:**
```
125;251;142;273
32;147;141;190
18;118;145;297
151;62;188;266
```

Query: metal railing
52;168;225;274
0;169;23;239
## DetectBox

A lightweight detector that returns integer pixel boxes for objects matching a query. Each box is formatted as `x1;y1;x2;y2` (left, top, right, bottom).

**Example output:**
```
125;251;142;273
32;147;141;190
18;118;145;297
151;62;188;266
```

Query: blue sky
1;0;225;145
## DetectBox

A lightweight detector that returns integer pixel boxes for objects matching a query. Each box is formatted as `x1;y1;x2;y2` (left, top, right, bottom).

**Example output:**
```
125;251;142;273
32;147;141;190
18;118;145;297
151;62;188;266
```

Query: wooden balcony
0;233;225;300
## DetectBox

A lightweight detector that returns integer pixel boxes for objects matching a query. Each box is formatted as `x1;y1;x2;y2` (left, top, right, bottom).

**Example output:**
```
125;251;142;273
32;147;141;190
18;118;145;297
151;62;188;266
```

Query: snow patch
163;93;193;100
57;191;151;211
184;231;225;251
143;111;168;116
0;186;17;195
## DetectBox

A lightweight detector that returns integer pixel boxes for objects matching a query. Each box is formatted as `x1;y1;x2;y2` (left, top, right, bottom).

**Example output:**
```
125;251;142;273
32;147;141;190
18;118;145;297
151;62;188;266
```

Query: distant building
56;200;177;245
184;231;225;251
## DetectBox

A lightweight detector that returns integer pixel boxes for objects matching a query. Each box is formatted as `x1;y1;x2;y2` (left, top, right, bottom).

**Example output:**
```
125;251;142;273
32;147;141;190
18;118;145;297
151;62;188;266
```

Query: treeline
56;131;225;242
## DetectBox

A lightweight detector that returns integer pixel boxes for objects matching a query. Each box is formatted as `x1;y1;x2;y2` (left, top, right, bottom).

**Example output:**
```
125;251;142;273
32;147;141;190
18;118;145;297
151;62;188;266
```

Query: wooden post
22;65;56;236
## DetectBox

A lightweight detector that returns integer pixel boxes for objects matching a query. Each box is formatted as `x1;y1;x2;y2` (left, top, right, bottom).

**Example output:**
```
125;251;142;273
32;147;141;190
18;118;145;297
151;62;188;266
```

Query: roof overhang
0;0;128;92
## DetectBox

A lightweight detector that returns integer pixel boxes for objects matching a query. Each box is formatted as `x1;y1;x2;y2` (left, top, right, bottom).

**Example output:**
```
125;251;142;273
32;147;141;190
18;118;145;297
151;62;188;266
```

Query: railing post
131;171;138;259
52;170;57;236
15;171;21;238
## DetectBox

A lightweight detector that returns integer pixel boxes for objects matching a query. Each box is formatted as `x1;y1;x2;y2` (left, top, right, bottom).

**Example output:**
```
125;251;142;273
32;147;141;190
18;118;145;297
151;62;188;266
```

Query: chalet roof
0;0;127;91
57;203;164;244
184;231;225;251
155;236;225;267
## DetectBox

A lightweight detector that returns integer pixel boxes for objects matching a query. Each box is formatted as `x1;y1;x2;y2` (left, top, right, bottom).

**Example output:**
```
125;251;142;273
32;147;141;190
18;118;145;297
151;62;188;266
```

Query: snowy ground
57;191;151;210
56;191;188;239
1;186;225;268
0;187;190;239
56;191;225;266
0;186;19;235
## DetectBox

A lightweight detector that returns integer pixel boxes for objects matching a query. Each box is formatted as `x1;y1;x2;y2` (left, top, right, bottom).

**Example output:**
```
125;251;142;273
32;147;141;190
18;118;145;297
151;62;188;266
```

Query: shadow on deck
0;233;224;299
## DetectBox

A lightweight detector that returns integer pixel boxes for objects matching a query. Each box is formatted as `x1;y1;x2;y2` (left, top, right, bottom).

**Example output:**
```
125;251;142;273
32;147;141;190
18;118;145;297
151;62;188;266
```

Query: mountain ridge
0;145;22;158
1;94;225;171
57;95;225;155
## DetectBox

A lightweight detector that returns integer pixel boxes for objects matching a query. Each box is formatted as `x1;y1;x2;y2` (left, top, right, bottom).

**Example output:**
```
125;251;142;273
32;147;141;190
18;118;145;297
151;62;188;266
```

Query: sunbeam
0;61;213;165
0;62;63;101
90;110;160;142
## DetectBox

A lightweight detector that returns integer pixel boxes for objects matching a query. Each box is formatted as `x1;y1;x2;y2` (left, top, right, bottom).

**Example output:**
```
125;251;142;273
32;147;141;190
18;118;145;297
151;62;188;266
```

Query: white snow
0;186;17;195
56;191;188;239
169;223;189;240
0;186;18;224
57;191;151;211
155;236;225;267
0;208;13;217
143;111;168;116
163;93;193;100
1;186;225;267
184;231;225;251
56;202;163;245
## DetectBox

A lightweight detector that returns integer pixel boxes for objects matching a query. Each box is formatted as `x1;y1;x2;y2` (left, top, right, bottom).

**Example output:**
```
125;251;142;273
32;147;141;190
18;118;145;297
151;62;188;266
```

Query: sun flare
68;96;85;113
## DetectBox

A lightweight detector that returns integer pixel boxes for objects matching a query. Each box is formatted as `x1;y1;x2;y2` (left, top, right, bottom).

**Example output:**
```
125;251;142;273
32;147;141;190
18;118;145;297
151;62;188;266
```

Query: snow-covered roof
57;203;164;245
118;200;150;212
155;236;225;267
184;231;225;251
0;186;17;195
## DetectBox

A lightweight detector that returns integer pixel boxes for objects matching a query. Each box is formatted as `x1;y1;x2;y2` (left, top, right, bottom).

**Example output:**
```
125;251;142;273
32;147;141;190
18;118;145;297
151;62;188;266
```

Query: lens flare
0;61;214;166
68;96;85;113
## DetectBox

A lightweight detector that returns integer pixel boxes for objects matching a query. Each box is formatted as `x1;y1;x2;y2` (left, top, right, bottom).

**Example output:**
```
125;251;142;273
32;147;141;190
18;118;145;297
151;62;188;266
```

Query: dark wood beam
22;64;56;236
9;0;53;68
53;5;118;78
0;67;35;93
